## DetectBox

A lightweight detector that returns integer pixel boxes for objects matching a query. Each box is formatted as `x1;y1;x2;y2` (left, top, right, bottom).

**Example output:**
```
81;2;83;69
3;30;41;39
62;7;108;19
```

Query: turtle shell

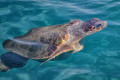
3;24;69;60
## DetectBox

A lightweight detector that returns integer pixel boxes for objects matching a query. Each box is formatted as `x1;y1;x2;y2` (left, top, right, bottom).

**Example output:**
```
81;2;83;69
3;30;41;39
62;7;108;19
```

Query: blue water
0;0;120;80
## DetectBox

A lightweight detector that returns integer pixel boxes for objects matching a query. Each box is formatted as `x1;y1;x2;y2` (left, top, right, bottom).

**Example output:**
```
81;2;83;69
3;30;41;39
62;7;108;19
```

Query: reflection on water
0;0;120;80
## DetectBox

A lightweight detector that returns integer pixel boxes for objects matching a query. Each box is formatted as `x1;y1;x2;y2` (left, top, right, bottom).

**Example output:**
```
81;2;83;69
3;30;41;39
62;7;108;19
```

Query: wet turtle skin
3;20;78;60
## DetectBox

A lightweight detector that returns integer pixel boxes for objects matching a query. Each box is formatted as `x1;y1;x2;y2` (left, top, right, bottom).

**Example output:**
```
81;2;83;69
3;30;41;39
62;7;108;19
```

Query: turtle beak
102;21;107;29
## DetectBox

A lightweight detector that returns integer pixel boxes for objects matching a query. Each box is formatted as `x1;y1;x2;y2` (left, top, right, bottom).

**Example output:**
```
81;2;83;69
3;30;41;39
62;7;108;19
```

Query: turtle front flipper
72;38;84;53
36;51;72;62
72;42;83;53
40;45;72;65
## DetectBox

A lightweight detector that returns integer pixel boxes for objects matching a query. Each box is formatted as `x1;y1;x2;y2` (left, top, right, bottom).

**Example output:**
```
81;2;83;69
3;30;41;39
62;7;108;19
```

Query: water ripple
0;0;120;80
54;68;91;80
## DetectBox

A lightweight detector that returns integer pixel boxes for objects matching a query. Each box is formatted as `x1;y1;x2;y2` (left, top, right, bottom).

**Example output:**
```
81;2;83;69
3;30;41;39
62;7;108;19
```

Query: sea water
0;0;120;80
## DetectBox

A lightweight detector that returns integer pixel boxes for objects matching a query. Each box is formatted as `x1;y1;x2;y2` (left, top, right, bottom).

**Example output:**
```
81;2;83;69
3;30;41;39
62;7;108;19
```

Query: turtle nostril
96;24;102;28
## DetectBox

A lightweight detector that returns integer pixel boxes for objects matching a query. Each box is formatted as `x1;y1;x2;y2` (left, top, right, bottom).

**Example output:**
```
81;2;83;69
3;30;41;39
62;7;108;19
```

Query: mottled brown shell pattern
3;22;73;59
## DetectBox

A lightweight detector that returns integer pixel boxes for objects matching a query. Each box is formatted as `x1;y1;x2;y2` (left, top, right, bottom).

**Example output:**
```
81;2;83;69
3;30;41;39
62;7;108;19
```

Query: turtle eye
96;24;102;28
92;26;95;29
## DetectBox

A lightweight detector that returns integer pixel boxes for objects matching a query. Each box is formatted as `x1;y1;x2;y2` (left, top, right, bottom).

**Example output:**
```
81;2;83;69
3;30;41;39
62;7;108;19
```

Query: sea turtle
0;18;107;72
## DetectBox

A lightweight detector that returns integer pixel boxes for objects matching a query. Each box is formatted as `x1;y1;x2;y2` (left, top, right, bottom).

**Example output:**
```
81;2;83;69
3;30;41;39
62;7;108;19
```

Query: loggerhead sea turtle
0;18;107;71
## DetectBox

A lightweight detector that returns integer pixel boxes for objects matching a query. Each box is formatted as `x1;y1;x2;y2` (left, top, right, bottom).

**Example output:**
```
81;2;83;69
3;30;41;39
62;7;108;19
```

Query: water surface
0;0;120;80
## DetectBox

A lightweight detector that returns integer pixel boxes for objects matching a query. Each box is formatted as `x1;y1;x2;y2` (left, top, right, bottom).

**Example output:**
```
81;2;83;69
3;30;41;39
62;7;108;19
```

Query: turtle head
82;18;107;36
